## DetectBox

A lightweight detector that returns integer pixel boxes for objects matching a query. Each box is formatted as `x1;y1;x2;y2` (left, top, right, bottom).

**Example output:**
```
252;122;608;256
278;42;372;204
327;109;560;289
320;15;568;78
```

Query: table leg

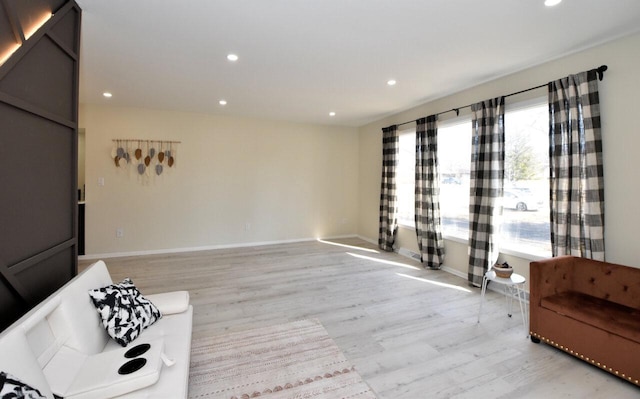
477;274;488;323
515;283;528;336
504;284;514;317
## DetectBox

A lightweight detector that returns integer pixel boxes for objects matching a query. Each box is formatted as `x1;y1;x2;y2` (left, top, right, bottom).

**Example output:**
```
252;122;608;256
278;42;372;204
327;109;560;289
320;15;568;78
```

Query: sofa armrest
530;256;577;304
145;291;190;315
530;256;578;335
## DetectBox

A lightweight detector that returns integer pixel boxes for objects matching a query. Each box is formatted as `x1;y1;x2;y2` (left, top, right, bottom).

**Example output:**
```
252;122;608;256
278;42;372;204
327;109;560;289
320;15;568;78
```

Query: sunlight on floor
396;272;472;293
317;239;379;253
346;252;420;270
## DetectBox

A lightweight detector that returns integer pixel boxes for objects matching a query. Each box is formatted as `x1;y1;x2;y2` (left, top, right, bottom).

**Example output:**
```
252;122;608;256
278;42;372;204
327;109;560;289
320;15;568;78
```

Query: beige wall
80;32;640;270
357;32;640;283
80;105;359;256
78;128;85;199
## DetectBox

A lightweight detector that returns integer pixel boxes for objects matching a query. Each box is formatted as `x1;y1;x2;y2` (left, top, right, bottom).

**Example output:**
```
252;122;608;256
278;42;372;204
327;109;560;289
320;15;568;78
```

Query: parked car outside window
503;189;543;211
442;177;461;185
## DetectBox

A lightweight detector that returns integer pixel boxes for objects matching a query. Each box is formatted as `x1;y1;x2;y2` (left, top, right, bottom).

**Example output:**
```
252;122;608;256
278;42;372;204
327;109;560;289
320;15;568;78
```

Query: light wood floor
80;238;639;398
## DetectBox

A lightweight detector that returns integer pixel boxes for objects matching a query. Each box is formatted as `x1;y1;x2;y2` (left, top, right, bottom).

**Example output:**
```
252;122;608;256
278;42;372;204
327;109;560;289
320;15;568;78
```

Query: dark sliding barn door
0;0;81;331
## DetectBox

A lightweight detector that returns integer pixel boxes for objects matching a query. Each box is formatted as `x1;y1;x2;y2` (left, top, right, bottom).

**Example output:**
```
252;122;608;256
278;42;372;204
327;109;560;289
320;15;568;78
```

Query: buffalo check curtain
548;70;605;260
468;97;505;287
379;125;399;251
415;116;445;268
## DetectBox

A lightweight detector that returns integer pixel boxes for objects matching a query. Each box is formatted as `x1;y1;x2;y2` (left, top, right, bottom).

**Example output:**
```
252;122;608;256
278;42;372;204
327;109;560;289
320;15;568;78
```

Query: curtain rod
395;65;608;128
112;139;182;144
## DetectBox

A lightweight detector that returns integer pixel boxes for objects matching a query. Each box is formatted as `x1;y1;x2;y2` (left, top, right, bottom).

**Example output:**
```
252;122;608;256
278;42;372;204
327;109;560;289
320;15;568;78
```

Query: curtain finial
597;65;608;81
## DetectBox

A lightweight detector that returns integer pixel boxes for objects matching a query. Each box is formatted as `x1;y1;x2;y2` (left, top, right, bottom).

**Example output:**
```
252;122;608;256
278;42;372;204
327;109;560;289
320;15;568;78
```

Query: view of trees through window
502;100;551;256
396;98;551;258
438;118;472;239
396;131;416;227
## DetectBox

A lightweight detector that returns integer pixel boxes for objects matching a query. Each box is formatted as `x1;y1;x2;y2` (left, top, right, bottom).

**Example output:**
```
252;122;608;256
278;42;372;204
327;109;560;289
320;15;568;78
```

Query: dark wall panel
0;0;79;332
0;36;74;119
0;102;74;266
51;8;78;53
0;283;23;328
15;248;74;304
0;6;17;57
13;0;51;39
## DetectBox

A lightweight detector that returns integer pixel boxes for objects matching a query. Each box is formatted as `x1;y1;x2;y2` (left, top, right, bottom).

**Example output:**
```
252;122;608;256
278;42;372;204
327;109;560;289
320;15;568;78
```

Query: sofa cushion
144;291;190;315
89;279;162;347
0;329;55;399
0;371;46;399
52;261;113;356
104;306;193;399
42;339;164;399
541;290;640;344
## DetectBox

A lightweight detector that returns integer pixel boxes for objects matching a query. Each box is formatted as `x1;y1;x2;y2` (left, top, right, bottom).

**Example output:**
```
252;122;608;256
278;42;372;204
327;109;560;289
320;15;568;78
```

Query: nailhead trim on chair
530;332;639;385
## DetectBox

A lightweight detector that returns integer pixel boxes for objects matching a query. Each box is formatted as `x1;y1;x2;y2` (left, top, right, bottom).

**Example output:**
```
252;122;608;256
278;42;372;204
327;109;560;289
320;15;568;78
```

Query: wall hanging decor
111;139;180;179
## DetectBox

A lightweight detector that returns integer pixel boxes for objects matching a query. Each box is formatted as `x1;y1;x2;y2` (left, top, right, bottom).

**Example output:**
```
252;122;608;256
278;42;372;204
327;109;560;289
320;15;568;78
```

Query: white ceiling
76;0;640;127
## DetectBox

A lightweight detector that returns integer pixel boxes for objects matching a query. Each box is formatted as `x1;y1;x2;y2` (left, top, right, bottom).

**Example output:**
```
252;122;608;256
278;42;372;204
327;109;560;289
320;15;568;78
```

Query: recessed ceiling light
387;80;397;86
219;100;227;106
103;92;112;98
227;54;238;61
329;112;336;117
544;0;561;6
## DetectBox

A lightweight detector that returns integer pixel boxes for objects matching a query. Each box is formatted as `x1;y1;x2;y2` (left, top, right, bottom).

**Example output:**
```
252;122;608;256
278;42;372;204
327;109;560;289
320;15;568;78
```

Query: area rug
188;319;377;399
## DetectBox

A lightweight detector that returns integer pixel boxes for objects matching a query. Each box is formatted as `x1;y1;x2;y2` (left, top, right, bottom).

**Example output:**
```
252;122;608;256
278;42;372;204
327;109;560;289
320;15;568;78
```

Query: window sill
398;222;415;230
442;234;549;262
499;246;551;262
402;227;550;262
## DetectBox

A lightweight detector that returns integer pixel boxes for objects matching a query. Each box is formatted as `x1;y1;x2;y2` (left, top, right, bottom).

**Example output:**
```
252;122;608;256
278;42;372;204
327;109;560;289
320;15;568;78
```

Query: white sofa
0;260;193;398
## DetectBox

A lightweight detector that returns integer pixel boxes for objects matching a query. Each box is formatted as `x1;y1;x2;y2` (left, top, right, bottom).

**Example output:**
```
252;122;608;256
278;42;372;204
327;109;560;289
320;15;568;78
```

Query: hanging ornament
135;140;142;160
112;139;179;178
158;142;165;163
167;143;175;167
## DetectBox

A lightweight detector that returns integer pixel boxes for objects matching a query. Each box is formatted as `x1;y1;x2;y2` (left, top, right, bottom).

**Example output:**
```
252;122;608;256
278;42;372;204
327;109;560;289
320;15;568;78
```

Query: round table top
484;270;526;285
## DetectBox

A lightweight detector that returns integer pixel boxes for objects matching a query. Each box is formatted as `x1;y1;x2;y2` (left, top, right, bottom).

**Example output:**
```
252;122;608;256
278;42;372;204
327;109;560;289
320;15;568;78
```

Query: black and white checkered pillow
0;371;45;399
89;278;162;347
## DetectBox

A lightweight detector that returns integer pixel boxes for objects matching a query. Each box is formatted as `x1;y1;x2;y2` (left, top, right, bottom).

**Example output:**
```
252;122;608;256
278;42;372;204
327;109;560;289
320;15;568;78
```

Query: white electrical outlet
116;228;124;238
98;177;105;186
245;223;251;231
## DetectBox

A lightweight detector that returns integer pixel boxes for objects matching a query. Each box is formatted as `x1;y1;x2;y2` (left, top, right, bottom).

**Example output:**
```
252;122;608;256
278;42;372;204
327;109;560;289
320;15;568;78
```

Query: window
438;117;472;240
502;99;551;257
395;97;552;259
396;129;415;227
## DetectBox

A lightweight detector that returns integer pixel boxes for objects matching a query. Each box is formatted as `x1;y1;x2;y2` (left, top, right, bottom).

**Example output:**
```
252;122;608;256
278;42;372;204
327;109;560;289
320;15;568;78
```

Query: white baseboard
79;234;359;260
440;265;467;279
356;235;377;246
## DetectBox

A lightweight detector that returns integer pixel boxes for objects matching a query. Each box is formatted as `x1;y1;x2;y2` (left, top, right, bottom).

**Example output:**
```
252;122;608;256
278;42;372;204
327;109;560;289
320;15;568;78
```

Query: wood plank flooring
79;238;639;398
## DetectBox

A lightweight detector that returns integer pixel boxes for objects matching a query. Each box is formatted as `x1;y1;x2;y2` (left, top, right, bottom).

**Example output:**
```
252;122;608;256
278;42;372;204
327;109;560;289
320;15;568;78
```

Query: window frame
500;95;551;259
393;95;552;261
396;126;417;229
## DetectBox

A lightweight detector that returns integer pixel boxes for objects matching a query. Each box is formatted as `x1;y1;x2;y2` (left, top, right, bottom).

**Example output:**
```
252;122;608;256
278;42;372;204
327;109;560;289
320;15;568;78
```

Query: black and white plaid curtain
548;70;605;260
468;97;505;287
379;125;399;251
415;116;445;268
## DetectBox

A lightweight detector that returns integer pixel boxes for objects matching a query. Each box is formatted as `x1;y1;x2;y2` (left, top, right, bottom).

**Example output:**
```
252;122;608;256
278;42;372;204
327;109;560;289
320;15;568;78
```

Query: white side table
477;270;528;335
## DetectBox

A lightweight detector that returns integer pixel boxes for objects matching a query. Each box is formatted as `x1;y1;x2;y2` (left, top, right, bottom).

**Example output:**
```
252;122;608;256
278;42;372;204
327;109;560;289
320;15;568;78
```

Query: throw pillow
0;371;46;399
115;278;163;327
88;278;162;347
